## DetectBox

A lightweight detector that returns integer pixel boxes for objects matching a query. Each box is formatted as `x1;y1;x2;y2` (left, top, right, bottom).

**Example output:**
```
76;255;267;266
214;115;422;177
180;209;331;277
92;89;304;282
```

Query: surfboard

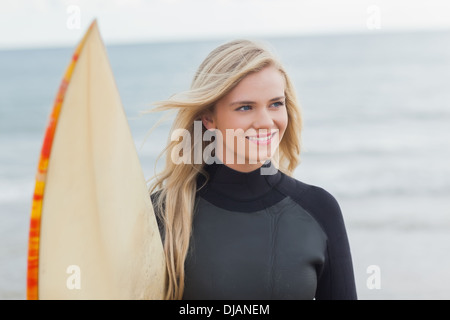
27;20;166;300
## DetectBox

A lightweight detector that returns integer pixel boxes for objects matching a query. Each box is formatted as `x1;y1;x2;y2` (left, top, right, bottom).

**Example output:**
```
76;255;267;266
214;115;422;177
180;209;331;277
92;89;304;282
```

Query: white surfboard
27;20;166;299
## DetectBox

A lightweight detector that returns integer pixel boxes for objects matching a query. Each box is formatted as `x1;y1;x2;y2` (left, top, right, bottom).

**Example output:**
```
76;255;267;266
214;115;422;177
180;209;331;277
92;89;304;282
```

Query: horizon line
1;26;449;52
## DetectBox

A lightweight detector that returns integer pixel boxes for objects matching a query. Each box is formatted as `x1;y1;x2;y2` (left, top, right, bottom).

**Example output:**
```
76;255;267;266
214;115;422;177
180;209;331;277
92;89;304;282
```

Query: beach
1;30;450;299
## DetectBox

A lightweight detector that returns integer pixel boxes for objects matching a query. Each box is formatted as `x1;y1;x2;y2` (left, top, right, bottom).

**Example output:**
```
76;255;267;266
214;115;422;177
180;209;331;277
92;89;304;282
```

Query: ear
201;112;215;130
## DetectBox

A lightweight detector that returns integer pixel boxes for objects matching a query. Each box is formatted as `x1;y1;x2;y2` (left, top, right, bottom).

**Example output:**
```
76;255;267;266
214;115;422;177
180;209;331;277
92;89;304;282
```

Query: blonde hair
148;39;302;300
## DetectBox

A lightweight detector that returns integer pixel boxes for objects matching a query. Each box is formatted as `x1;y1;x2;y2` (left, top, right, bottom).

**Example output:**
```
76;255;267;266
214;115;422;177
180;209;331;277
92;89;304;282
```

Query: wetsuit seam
276;195;329;244
284;187;330;243
198;197;295;217
266;208;280;299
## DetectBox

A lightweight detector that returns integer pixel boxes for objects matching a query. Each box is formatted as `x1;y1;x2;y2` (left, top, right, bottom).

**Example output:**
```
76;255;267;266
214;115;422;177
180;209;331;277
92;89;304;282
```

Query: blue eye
236;105;252;111
271;101;285;108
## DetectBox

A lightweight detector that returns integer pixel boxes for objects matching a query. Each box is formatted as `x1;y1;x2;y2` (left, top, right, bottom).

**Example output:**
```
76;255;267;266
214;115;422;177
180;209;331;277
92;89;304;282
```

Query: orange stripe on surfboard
26;20;97;300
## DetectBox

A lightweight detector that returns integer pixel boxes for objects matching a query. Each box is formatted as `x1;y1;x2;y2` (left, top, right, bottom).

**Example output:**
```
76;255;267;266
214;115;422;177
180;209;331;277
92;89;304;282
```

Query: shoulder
278;173;340;210
277;173;346;238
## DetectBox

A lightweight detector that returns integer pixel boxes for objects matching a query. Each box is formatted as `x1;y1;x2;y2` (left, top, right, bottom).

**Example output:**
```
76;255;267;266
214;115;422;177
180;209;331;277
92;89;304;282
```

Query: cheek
215;112;249;133
277;109;289;139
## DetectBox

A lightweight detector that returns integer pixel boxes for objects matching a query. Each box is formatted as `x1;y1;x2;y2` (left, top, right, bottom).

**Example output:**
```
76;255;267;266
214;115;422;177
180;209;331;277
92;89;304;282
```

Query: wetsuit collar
201;160;282;201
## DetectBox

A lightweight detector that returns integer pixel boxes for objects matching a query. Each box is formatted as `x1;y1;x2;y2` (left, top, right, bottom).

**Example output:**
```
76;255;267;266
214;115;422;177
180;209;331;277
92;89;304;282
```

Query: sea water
1;30;449;299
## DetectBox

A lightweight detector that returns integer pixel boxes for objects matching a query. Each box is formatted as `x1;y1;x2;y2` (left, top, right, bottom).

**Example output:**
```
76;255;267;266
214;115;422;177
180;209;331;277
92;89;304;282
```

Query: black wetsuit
155;161;357;300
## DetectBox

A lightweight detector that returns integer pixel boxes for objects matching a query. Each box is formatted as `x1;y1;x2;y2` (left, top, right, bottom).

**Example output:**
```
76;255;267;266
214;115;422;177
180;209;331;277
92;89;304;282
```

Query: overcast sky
0;0;449;49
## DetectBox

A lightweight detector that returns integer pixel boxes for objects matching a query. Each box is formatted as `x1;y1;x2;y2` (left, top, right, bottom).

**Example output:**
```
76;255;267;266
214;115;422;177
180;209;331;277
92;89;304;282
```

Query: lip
245;132;277;145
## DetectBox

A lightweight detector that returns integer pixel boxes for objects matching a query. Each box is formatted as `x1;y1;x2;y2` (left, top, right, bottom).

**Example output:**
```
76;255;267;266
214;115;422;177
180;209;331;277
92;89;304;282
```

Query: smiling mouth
245;132;277;144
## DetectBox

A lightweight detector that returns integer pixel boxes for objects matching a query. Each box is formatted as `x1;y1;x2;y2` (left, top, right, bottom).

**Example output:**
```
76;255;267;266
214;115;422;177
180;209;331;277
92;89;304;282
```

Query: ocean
1;30;450;300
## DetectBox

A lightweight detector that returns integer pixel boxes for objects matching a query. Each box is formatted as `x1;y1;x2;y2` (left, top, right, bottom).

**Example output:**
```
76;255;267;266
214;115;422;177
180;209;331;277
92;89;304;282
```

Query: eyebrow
229;96;285;106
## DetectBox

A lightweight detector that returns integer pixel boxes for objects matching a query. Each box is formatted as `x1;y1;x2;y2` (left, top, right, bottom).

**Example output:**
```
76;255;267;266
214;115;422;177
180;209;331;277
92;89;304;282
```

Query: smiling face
201;65;288;172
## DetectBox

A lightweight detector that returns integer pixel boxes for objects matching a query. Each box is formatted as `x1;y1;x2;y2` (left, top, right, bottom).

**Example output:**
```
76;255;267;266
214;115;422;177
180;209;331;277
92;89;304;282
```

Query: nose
252;108;274;130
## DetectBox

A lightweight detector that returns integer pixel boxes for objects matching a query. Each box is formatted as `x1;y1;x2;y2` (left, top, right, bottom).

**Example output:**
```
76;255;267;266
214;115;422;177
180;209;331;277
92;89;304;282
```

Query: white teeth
247;133;274;141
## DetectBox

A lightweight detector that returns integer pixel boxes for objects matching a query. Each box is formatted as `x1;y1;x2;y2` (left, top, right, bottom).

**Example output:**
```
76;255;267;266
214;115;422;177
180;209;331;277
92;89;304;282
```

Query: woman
148;39;357;300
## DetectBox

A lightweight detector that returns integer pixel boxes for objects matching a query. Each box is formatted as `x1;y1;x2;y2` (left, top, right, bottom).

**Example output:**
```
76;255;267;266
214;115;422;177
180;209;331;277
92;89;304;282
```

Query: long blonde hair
147;39;302;300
